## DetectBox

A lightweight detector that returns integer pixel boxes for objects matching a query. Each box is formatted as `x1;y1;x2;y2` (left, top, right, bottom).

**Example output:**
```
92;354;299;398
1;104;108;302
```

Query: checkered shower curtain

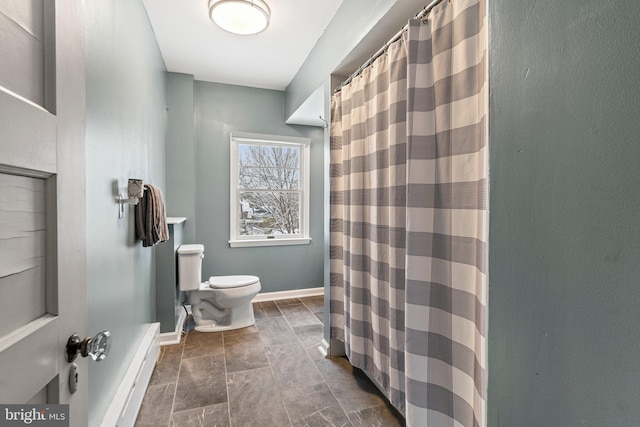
330;0;487;425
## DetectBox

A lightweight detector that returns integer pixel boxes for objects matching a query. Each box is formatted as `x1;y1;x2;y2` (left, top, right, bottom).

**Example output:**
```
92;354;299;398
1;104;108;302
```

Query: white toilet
177;244;261;332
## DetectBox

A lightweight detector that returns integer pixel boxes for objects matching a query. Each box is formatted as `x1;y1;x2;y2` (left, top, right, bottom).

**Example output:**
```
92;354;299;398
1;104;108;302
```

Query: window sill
228;237;312;248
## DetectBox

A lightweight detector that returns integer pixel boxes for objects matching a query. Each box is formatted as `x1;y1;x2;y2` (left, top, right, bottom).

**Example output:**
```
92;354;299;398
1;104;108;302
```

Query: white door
0;0;88;425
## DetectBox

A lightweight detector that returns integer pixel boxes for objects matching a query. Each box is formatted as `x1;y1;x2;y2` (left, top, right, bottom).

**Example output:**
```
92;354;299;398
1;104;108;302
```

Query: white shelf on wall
167;217;187;224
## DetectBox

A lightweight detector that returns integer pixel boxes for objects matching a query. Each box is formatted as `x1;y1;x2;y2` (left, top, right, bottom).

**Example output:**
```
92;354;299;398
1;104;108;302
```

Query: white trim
229;132;311;247
229;237;311;248
167;216;187;225
101;323;160;427
158;308;186;346
252;286;323;302
231;131;311;146
230;137;238;240
318;339;329;358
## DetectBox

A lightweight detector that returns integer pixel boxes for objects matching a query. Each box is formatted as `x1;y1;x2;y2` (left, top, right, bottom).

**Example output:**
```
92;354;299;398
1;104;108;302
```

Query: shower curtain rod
335;0;447;92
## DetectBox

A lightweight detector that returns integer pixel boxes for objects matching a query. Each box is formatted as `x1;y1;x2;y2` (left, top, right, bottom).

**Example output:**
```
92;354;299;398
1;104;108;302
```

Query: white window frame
229;132;311;248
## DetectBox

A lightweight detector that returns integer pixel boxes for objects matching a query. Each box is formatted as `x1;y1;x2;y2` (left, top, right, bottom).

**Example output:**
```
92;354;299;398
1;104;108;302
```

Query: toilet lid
208;275;259;289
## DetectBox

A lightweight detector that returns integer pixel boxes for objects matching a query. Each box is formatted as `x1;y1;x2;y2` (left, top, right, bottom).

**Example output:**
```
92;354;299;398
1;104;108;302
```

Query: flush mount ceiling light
208;0;270;35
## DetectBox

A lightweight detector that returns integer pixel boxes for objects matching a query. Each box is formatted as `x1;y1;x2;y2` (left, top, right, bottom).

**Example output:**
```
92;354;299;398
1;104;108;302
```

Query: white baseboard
318;339;329;358
158;308;186;346
101;323;160;427
253;287;323;302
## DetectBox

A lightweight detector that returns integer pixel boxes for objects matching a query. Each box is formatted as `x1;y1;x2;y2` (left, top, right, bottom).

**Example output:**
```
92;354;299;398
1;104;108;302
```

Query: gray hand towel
135;184;169;247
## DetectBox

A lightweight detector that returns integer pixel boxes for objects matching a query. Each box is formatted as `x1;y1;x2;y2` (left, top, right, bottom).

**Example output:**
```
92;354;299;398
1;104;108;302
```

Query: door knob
66;331;111;362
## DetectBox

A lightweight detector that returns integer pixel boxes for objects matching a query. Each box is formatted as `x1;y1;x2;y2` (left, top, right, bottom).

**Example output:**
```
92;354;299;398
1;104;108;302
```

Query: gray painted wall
489;1;640;425
285;0;397;120
285;0;441;122
166;73;196;243
85;0;167;424
166;80;324;293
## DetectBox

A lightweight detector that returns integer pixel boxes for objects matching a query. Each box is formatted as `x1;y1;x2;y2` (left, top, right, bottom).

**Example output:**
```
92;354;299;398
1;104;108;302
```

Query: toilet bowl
178;244;261;332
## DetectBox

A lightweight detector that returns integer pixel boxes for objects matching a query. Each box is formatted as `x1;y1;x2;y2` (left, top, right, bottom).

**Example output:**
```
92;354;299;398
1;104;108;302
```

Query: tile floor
135;296;405;427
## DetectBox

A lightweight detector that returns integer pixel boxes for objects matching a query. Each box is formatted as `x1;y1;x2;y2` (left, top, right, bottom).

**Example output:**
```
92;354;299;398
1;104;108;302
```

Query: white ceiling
142;0;344;91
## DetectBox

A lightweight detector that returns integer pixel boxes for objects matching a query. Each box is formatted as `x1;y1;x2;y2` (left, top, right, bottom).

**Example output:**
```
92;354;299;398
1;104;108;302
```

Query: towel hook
117;178;145;219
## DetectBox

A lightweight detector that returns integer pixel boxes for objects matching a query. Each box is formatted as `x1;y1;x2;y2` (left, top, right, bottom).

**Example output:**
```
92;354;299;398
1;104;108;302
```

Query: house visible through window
229;132;311;247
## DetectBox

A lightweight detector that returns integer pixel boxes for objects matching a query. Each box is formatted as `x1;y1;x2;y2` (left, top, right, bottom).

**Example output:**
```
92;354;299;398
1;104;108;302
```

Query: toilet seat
207;275;259;289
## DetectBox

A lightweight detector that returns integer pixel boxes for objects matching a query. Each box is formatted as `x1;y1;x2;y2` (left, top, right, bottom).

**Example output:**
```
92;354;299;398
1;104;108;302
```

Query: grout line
221;331;233;427
279;300;323;329
307;328;354;425
320;370;354;425
259;317;294;427
300;298;318;313
167;336;185;425
277;298;335;425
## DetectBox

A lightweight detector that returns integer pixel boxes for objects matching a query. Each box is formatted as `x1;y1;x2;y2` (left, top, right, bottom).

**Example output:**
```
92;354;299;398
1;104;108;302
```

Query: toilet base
191;300;257;333
194;317;255;332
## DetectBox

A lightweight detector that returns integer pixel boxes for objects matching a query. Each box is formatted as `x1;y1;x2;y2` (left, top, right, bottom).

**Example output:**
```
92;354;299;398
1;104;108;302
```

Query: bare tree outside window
238;144;301;236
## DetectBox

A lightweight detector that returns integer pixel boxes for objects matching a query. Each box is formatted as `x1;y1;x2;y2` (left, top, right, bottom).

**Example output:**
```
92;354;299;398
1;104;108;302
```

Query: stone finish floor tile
148;344;183;386
253;301;282;319
283;383;351;427
227;367;291;427
279;304;323;328
184;330;222;346
222;324;259;344
315;357;388;414
173;355;227;412
301;295;325;313
253;302;267;319
170;403;230;427
224;333;270;373
274;298;303;308
293;324;324;347
255;316;299;346
266;342;325;397
313;356;355;383
135;382;176;426
260;300;283;316
294;323;327;361
138;296;405;427
300;408;352;427
163;341;186;354
182;331;224;360
305;343;327;361
347;404;405;427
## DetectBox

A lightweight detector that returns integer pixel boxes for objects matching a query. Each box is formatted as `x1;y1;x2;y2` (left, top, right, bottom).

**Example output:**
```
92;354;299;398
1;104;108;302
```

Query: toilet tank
177;244;204;291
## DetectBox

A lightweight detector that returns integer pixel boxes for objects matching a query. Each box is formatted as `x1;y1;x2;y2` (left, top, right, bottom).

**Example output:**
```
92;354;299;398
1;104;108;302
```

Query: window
229;132;311;247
